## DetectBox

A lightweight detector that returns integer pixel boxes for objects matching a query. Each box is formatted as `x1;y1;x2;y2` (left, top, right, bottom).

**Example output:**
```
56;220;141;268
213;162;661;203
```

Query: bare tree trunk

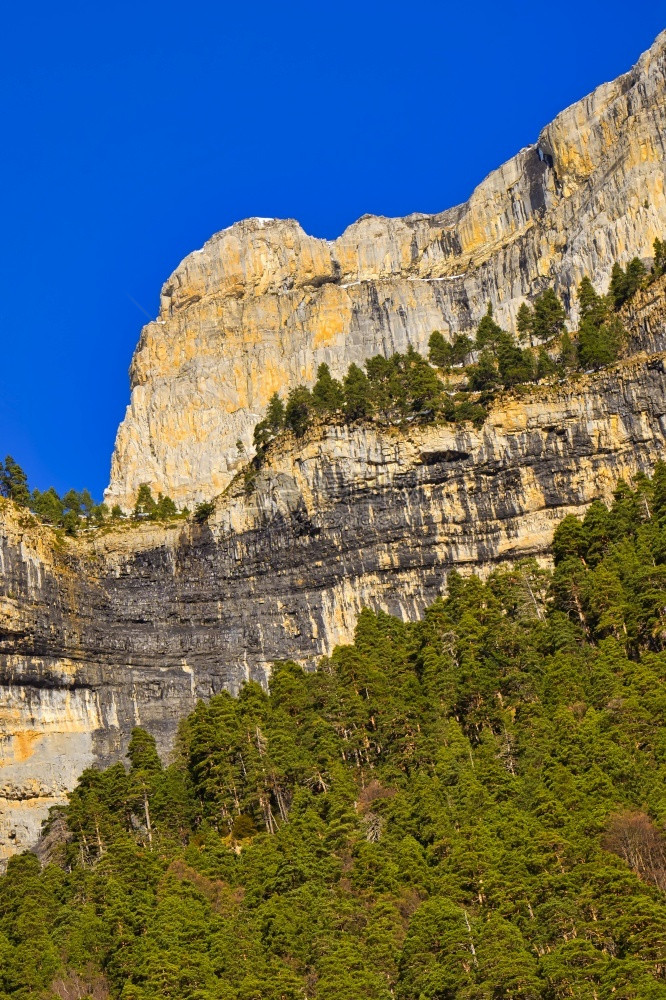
143;789;153;848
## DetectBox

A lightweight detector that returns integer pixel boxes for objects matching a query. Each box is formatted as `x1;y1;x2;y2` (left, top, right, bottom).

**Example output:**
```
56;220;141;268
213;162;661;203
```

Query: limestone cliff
3;336;666;857
106;32;666;511
3;35;666;860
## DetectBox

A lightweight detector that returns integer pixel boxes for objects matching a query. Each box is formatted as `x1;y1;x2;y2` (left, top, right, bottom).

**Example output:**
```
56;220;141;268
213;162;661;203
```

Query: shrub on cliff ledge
193;500;216;523
133;483;181;522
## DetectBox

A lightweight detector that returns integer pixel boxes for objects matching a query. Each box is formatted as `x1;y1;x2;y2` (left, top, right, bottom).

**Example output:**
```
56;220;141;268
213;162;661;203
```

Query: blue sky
1;1;663;499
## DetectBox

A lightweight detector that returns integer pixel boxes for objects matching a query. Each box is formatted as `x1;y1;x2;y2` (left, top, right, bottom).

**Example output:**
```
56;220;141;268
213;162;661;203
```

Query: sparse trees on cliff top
0;455;111;534
0;458;186;532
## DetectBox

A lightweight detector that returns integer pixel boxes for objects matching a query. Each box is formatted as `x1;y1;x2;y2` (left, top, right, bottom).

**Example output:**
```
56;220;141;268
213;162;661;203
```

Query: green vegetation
515;288;566;345
252;349;486;462
0;455;107;535
605;240;666;309
194;500;216;523
250;262;653;463
132;483;181;522
0;456;30;507
4;470;666;997
465;305;536;390
0;457;187;534
609;258;647;310
576;276;626;370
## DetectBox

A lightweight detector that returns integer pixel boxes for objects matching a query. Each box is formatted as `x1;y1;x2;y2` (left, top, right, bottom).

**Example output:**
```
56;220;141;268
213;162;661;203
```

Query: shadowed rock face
106;32;666;510
3;338;666;856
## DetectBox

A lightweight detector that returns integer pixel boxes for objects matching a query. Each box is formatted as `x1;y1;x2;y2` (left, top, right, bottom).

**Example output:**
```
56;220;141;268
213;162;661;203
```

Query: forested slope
4;470;666;999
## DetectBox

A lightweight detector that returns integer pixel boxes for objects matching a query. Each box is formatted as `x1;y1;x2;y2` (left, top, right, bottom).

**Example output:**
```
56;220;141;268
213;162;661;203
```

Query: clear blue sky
1;2;663;500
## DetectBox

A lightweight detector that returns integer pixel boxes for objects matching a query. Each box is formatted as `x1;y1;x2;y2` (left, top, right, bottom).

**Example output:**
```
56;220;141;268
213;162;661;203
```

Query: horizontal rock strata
3;350;666;855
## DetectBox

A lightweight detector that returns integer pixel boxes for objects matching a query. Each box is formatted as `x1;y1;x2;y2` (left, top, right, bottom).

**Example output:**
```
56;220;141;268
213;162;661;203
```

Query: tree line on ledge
0;461;191;535
2;246;662;532
3;466;666;997
251;249;662;468
1;459;227;536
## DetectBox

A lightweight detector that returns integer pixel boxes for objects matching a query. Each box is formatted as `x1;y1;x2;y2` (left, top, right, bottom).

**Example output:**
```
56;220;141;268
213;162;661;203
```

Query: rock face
2;35;666;859
3;335;666;856
106;32;666;511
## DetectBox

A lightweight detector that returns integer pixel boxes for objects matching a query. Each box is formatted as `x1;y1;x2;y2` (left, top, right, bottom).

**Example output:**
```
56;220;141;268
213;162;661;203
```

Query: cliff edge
106;32;666;510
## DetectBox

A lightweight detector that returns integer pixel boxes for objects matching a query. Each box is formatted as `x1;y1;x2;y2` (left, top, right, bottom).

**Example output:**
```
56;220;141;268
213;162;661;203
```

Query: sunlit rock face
105;32;666;511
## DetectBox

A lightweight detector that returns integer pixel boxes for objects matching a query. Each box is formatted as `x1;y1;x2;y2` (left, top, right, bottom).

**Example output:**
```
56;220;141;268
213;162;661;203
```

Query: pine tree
496;333;534;387
312;363;344;413
285;385;314;437
155;493;178;520
254;393;286;453
516;302;534;345
30;486;64;524
577;320;608;370
266;392;286;432
343;364;373;421
80;489;95;519
609;258;645;310
576;274;625;370
450;334;474;366
609;261;628;310
651;460;666;525
194;500;216;523
536;348;557;379
578;276;603;321
531;287;566;341
475;309;505;350
467;351;498;391
62;489;83;516
0;455;30;506
625;256;647;299
134;483;157;519
126;728;162;848
558;331;577;370
428;330;452;368
404;346;442;413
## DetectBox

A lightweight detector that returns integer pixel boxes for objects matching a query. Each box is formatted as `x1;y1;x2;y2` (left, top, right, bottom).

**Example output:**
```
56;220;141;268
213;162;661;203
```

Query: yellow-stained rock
106;33;666;511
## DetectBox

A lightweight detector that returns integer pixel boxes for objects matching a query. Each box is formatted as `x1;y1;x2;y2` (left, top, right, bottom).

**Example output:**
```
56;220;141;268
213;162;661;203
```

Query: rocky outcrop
106;32;666;511
4;346;666;857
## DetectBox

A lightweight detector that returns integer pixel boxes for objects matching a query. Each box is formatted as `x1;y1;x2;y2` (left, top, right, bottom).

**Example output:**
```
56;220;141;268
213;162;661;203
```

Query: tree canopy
4;469;666;998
